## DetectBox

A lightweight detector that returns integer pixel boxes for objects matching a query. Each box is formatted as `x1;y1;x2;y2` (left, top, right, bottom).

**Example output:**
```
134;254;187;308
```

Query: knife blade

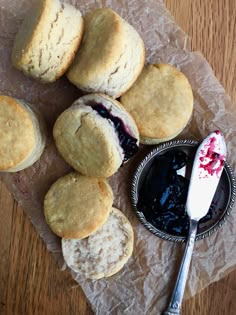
186;130;227;220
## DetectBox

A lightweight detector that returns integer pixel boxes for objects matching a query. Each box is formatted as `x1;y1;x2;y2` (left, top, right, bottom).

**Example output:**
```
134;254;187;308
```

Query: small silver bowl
131;139;236;242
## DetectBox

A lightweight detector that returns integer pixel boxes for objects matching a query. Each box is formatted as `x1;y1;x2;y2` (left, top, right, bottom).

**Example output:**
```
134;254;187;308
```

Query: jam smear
90;103;138;162
199;136;225;177
137;150;215;237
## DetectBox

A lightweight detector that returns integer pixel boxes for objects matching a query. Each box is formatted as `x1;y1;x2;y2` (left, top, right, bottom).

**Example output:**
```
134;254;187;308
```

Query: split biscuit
62;207;134;279
12;0;84;83
120;64;194;144
0;95;46;172
44;172;113;239
53;93;139;178
67;8;145;98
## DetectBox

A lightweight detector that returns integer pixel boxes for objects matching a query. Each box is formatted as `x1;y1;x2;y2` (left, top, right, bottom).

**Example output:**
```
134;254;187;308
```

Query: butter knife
164;130;227;315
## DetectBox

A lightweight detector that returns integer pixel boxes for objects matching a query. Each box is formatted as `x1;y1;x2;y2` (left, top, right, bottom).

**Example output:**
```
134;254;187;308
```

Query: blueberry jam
137;150;215;236
91;103;138;161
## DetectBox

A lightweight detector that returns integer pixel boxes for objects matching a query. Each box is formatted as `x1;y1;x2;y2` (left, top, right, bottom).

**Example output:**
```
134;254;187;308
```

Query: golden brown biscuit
44;172;113;239
53;93;139;178
12;0;84;83
62;207;134;279
120;64;194;144
67;8;145;98
0;95;46;172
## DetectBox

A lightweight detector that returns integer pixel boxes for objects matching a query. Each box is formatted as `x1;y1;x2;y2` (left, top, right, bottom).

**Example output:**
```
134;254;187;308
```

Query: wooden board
0;1;236;314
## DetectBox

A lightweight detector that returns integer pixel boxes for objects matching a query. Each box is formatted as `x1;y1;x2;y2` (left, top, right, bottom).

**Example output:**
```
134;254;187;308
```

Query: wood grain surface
0;1;236;314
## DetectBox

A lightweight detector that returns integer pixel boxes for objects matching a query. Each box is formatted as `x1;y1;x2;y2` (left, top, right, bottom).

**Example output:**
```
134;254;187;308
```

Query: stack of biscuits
0;0;194;279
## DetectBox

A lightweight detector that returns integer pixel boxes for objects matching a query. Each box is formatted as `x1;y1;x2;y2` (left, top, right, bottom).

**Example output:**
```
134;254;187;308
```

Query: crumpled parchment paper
1;0;236;314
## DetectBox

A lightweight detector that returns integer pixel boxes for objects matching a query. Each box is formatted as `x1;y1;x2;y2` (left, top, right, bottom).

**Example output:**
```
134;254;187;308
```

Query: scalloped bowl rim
131;139;236;242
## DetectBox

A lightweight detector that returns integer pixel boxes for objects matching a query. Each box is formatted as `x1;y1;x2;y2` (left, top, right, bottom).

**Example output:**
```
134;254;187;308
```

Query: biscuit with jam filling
53;93;139;177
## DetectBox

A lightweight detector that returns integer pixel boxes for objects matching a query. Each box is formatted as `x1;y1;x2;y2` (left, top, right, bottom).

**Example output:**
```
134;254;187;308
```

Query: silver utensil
164;130;227;315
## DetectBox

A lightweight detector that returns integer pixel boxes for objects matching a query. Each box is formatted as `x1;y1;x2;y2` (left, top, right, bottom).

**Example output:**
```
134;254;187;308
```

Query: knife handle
163;219;198;315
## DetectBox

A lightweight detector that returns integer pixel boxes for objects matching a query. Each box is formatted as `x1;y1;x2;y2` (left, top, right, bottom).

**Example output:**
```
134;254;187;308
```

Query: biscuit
62;207;134;279
44;172;113;239
53;93;139;177
67;8;145;98
12;0;84;83
120;64;194;144
0;95;46;172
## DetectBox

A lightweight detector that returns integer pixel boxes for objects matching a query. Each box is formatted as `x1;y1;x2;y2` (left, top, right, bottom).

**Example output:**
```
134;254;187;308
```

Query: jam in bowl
131;139;236;242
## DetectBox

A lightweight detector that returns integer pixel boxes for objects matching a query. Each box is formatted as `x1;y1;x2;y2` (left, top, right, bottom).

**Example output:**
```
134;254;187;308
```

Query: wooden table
1;1;236;314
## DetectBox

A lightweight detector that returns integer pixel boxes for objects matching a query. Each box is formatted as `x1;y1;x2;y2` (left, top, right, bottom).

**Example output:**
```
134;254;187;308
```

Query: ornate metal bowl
131;139;236;242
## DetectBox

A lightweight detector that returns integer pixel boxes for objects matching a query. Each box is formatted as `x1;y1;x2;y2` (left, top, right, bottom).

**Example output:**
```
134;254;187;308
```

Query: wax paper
1;0;236;314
